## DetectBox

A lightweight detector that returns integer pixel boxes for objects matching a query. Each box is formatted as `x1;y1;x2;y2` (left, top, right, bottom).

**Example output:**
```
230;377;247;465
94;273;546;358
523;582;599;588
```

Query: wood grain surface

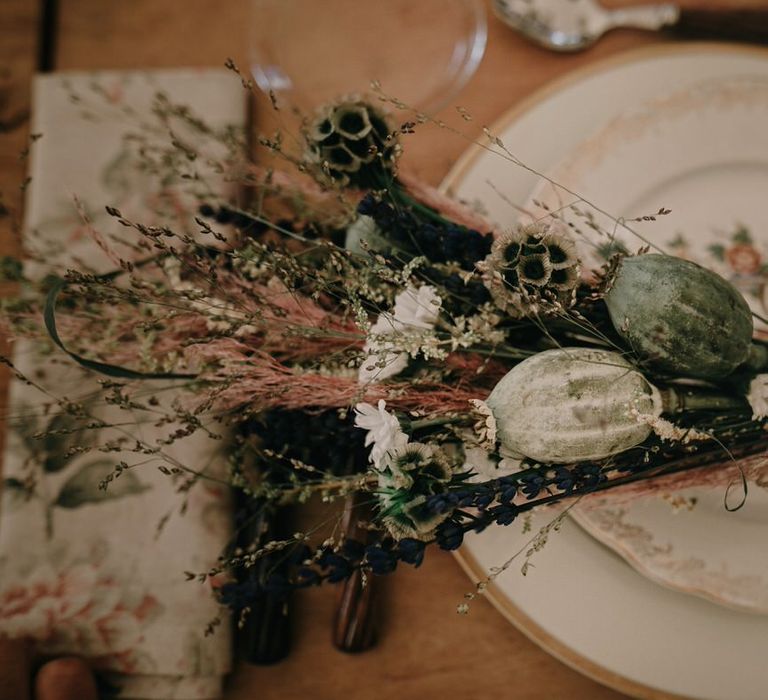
0;1;758;698
0;0;40;462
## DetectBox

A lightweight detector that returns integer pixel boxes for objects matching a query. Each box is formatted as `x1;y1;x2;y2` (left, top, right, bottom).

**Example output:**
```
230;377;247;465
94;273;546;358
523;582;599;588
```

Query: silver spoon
493;0;768;52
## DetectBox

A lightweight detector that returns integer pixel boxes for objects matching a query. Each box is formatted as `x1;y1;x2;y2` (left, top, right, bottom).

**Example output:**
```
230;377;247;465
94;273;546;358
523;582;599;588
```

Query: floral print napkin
0;69;246;699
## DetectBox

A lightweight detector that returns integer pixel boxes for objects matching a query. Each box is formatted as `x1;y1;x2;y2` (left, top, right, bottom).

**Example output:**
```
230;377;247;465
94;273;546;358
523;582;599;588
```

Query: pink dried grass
188;340;378;412
34;262;363;372
581;451;768;509
186;338;484;415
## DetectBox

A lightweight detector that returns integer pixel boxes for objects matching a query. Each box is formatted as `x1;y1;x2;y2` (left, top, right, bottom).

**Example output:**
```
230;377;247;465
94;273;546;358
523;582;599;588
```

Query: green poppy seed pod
486;348;660;464
604;254;753;380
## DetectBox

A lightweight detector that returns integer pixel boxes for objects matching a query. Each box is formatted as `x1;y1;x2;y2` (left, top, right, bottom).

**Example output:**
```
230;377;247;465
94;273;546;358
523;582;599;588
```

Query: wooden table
0;1;758;698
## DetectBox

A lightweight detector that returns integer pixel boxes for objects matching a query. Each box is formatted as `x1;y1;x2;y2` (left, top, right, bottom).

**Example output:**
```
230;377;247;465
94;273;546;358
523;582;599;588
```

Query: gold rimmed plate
442;43;768;700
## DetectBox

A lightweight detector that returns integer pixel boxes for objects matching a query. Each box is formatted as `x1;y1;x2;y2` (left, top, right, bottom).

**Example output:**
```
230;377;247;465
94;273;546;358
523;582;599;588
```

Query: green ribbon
44;276;197;381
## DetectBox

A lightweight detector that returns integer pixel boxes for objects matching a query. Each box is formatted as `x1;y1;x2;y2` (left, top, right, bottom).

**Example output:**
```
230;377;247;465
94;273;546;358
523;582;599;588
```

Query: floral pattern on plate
526;74;768;613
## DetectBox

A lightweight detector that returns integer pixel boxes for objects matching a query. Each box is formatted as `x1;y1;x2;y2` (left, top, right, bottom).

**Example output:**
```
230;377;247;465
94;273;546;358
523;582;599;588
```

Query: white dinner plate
525;73;768;616
442;44;768;700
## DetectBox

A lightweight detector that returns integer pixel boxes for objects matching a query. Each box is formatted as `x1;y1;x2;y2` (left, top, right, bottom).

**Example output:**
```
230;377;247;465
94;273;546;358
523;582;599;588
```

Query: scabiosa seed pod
478;220;580;317
604;254;756;380
377;442;454;540
517;253;552;287
486;347;661;464
305;98;400;188
548;265;580;291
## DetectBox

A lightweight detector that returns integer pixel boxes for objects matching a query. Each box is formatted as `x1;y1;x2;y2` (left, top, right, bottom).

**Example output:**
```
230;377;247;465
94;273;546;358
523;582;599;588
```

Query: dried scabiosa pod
604;254;765;380
377;442;454;540
486;347;661;463
478;220;580;317
305;98;400;188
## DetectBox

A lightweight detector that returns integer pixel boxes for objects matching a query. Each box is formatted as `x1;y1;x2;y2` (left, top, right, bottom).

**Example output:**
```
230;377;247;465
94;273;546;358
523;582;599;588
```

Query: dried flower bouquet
4;85;768;618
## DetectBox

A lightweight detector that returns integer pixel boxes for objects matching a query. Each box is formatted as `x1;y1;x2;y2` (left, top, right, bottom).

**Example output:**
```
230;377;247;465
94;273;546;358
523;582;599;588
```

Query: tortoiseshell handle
673;7;768;43
332;493;378;653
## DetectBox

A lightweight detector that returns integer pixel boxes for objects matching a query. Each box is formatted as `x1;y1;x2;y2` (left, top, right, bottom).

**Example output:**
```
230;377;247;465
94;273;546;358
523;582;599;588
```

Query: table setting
2;2;768;700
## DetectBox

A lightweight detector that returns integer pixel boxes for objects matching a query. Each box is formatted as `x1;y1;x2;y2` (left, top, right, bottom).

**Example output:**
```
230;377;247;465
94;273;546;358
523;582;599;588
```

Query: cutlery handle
239;556;292;665
673;7;768;43
332;492;378;653
234;495;294;665
333;564;377;652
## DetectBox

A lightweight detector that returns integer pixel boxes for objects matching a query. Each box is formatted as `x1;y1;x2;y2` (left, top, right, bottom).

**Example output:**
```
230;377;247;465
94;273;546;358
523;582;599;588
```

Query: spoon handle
330;437;380;653
332;491;379;652
673;7;768;43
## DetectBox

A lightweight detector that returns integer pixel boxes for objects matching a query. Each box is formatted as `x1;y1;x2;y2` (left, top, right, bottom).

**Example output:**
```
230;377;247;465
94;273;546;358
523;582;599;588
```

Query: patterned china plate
443;44;768;700
526;74;768;614
527;74;768;331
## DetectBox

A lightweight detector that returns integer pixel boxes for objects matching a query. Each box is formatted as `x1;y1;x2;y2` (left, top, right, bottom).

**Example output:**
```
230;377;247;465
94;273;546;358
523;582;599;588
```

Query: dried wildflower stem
274;474;379;505
522;436;766;515
408;416;467;431
374;84;661;251
461;498;582;612
464;344;535;361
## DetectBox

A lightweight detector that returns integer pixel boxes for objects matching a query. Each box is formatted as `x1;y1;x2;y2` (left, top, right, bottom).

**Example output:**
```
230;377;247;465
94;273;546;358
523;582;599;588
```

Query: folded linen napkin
0;69;247;699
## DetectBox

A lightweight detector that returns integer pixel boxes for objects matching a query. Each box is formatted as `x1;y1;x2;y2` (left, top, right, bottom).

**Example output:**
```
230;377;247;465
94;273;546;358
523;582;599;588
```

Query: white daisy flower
354;400;408;467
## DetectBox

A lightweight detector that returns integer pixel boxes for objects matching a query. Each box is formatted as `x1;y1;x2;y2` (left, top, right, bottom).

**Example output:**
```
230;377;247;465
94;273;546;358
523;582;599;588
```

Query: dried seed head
479;220;581;317
305;97;400;187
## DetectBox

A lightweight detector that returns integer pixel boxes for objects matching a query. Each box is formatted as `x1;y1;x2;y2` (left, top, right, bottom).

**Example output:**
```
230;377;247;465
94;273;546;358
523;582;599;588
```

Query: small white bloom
469;398;497;449
393;284;442;330
354;400;408;467
358;285;441;384
358;314;409;383
629;406;711;444
748;374;768;420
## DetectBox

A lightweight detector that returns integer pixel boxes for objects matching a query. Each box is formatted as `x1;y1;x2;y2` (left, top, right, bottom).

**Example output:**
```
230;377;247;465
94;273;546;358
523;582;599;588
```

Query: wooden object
0;0;40;462
332;493;378;653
